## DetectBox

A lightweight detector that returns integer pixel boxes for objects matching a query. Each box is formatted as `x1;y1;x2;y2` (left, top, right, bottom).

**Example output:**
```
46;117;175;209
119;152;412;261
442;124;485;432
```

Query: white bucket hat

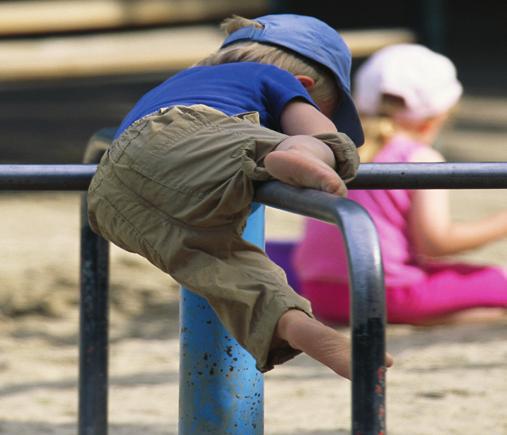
354;44;463;121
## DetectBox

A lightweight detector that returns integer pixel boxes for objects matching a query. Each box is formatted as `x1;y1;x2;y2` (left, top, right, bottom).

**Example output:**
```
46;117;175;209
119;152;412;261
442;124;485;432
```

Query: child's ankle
275;309;312;348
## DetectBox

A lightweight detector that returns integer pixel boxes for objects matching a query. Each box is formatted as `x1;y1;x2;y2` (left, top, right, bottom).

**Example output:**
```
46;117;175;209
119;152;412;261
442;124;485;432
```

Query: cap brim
331;92;364;146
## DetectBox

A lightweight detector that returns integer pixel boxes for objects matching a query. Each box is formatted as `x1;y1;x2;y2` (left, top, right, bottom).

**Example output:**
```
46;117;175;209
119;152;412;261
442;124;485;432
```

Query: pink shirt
294;135;428;287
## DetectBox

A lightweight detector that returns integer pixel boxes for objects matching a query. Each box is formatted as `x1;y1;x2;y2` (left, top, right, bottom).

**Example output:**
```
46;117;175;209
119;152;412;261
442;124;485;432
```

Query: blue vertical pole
179;204;265;435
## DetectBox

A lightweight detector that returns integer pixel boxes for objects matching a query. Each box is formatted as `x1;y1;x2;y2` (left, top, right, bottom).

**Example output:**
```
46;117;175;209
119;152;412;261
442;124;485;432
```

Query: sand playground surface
0;188;506;435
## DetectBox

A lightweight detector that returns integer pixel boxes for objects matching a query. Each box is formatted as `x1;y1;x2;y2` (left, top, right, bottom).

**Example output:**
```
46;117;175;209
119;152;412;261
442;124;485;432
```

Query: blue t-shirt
115;62;317;138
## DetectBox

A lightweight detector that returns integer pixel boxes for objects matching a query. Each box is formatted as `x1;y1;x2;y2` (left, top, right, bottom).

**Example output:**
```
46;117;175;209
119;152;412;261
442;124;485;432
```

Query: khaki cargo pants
87;104;358;372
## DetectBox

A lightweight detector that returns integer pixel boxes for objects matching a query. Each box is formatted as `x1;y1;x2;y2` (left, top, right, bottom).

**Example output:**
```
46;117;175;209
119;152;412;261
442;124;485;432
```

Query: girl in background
293;44;507;325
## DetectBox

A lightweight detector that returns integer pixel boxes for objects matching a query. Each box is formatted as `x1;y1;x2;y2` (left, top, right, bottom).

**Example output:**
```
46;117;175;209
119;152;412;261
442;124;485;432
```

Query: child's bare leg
264;135;347;196
274;309;394;379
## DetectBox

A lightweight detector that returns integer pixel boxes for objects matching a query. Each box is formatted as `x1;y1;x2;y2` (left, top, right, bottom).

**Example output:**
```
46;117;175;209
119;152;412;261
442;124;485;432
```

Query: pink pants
301;263;507;324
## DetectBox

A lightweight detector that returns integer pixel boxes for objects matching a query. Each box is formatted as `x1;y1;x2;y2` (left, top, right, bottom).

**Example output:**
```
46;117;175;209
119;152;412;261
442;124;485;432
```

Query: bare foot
264;149;347;196
275;310;393;379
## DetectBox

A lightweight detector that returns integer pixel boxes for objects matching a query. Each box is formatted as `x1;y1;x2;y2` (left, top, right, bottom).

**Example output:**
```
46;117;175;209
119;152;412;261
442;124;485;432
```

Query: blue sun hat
221;14;364;146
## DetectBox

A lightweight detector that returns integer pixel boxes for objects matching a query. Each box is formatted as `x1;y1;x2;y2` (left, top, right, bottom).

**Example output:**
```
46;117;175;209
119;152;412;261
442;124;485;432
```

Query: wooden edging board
0;26;415;82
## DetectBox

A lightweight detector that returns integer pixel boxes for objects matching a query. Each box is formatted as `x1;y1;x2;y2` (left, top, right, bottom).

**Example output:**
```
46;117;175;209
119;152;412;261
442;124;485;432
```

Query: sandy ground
0;187;506;435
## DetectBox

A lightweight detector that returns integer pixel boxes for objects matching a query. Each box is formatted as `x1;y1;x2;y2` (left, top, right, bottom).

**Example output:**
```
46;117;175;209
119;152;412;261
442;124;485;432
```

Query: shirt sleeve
261;66;320;130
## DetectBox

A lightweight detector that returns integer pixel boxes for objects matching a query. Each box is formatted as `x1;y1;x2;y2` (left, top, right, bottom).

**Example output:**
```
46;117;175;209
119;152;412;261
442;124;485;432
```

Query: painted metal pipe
79;193;109;435
78;134;111;435
5;157;507;433
179;203;265;434
348;162;507;189
256;182;386;434
2;162;507;190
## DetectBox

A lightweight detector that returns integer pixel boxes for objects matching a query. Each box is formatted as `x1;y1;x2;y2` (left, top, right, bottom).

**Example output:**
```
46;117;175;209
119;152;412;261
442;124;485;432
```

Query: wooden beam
0;27;415;82
339;28;415;58
0;0;269;35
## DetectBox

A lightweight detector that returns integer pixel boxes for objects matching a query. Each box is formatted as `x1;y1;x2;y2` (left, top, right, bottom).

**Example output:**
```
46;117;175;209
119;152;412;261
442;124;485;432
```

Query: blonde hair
195;15;340;108
358;94;405;162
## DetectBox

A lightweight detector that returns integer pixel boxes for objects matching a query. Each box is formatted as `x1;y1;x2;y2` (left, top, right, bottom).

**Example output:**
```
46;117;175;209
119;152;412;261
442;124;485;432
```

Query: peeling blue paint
179;204;265;434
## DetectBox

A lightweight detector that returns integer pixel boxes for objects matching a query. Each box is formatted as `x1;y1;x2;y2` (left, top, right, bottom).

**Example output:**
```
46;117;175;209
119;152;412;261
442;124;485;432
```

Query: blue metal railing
1;130;506;435
1;162;389;434
2;161;507;190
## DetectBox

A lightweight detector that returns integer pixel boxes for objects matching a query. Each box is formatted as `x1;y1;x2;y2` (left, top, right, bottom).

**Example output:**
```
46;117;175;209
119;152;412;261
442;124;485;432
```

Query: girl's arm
409;147;507;257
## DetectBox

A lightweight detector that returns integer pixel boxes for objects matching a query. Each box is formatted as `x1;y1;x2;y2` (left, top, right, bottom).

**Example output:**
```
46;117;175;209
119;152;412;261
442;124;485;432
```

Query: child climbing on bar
295;44;507;325
86;14;393;378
